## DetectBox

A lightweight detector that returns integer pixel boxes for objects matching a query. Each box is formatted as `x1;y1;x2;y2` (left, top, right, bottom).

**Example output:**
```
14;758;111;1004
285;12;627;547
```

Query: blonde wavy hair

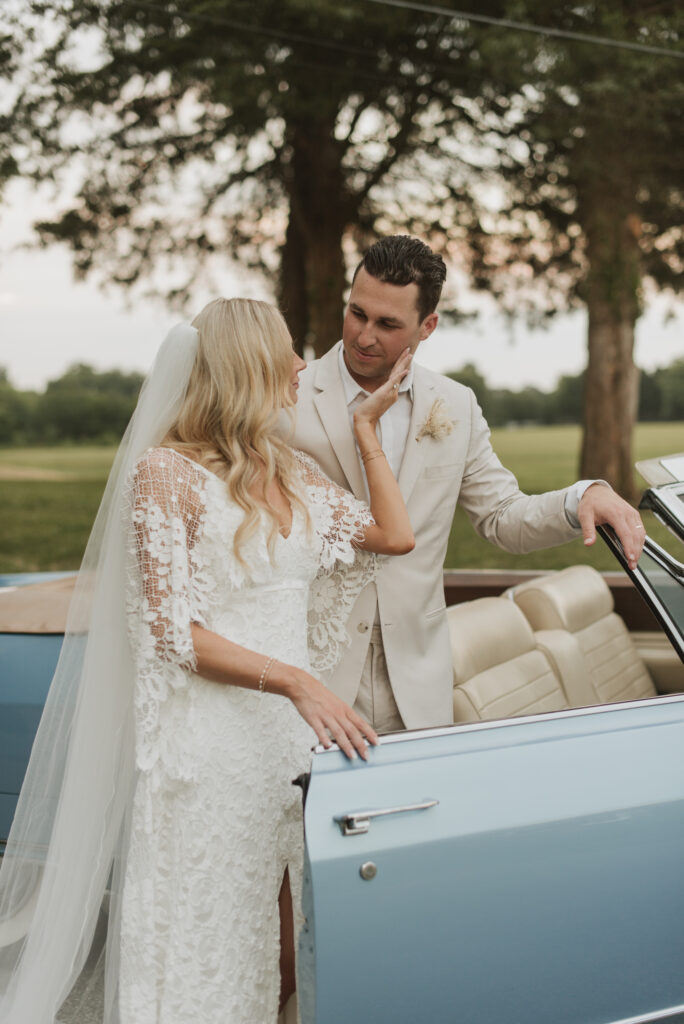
161;297;309;568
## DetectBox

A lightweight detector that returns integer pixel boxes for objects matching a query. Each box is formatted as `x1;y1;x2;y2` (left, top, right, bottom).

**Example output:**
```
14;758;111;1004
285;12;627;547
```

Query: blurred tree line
452;358;684;428
0;365;144;444
1;357;681;445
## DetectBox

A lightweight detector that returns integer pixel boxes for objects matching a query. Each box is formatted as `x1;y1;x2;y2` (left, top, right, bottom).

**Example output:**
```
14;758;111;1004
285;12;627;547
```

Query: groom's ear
419;312;439;341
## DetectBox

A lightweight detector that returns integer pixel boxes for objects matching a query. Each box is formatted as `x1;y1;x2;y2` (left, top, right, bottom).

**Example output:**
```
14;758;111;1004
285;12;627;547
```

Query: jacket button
357;621;369;633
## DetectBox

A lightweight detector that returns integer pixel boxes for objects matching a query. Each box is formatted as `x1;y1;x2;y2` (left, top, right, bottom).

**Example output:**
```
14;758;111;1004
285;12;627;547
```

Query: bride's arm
190;624;378;760
130;451;375;760
352;349;415;555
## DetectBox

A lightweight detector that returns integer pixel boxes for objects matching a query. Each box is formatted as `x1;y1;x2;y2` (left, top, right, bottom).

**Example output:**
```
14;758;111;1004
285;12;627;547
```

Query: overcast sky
2;179;682;393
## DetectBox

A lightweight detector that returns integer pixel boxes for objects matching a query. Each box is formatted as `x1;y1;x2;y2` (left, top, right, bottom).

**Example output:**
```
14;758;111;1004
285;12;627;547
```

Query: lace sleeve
125;448;209;777
293;448;375;566
127;448;207;669
293;449;381;674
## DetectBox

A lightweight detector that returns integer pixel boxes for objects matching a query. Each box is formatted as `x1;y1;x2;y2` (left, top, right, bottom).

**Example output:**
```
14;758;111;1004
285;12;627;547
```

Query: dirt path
0;467;77;481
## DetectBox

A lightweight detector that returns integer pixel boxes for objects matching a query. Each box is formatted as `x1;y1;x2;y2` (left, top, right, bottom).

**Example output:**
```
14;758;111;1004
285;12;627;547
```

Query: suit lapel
313;345;367;499
397;368;437;501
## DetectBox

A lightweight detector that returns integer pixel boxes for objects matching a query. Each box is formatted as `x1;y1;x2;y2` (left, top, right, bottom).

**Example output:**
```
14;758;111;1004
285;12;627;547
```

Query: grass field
0;446;116;572
0;426;682;572
446;422;684;572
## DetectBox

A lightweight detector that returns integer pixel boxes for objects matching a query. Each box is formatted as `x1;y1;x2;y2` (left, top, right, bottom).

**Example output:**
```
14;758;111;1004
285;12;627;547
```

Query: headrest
447;597;537;685
511;566;613;634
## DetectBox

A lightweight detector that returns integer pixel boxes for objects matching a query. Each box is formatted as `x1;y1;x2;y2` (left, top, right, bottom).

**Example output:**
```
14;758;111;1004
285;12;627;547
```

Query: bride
0;297;414;1023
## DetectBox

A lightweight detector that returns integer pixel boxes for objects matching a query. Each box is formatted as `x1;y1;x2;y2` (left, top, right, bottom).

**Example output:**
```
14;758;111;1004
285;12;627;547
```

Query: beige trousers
352;622;405;734
278;993;298;1024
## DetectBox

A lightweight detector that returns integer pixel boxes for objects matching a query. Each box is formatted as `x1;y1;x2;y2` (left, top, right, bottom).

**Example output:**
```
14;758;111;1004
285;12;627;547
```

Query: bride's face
289;350;306;402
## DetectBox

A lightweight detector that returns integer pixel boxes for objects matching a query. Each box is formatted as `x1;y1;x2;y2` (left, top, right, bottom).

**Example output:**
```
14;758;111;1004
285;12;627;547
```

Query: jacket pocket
423;462;463;480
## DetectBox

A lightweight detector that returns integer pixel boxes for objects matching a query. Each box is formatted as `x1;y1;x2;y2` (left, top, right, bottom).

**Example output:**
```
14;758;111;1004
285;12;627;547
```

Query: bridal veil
0;323;199;1023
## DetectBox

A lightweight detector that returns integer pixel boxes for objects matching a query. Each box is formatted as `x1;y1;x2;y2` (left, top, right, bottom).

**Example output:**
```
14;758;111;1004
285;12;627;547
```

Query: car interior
448;563;684;723
447;453;684;724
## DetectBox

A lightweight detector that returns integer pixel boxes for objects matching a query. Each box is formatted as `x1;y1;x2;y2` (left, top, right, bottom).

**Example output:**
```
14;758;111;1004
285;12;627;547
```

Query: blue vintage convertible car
0;572;74;852
2;457;684;1023
299;455;684;1024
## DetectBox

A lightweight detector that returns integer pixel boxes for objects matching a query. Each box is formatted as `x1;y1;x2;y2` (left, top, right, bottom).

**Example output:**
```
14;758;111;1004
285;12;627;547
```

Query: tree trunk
280;115;355;359
304;227;348;359
580;204;641;502
278;215;309;356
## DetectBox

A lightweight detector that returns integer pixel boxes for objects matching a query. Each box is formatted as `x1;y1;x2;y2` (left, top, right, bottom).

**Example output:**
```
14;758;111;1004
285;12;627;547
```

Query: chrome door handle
334;799;439;836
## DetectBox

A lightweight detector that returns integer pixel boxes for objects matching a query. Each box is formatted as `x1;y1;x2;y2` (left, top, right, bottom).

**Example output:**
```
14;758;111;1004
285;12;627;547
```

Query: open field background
1;424;682;573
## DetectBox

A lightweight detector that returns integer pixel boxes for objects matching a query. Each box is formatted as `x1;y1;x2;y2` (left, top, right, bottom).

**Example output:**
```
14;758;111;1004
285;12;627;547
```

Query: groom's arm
457;390;644;565
456;390;575;553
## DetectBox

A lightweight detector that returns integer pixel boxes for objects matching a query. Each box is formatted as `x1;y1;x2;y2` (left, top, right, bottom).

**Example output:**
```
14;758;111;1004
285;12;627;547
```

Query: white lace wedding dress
118;446;376;1024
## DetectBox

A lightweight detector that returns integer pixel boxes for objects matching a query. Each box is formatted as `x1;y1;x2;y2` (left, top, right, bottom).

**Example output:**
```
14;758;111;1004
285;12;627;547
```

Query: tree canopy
5;0;495;350
3;0;683;494
0;17;19;188
453;1;684;496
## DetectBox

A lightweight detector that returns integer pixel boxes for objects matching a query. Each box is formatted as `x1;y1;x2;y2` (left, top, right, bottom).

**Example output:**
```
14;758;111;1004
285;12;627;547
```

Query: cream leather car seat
447;596;570;722
511;565;656;706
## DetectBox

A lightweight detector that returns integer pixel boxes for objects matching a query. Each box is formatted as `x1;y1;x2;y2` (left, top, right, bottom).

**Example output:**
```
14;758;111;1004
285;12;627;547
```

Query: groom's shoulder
297;360;320;402
298;343;340;395
415;363;474;406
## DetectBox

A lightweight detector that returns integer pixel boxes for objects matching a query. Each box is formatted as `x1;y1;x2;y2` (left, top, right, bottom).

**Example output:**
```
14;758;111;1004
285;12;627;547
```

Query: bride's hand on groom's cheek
354;349;412;426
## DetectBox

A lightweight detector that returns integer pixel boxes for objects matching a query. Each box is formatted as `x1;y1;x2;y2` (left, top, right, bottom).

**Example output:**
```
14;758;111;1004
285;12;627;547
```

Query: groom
291;235;646;732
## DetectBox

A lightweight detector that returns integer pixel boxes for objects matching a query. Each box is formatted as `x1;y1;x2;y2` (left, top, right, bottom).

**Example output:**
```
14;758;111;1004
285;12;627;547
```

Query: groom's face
342;268;438;392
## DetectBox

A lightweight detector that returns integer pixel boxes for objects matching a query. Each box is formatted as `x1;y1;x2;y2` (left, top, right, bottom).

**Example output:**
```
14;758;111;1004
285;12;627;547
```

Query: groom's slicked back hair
354;235;447;322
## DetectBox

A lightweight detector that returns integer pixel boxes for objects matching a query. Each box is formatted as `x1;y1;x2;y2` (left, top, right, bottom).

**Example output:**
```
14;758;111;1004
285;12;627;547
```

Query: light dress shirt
337;343;598;525
338;343;414;481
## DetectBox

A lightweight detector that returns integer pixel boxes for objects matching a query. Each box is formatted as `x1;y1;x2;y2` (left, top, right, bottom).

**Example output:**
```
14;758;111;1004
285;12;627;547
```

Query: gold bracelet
258;655;276;693
362;451;386;465
361;448;384;462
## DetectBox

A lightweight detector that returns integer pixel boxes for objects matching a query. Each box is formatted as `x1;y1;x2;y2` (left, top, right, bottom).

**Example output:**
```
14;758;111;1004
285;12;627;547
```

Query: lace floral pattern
120;446;378;1023
293;450;378;673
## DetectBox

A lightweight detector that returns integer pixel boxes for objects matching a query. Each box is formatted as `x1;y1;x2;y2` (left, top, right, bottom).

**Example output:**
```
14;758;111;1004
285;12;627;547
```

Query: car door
300;534;684;1024
0;632;62;851
0;573;69;851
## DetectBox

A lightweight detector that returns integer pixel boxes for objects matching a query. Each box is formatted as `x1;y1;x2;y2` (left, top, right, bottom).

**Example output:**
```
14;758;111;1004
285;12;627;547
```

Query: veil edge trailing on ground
0;323;199;1023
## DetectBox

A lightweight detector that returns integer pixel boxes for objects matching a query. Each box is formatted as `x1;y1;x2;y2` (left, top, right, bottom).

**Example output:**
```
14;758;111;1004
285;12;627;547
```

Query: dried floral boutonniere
416;398;454;442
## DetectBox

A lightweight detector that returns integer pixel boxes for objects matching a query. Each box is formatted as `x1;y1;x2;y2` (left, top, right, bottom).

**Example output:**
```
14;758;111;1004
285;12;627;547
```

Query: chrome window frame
599;525;684;661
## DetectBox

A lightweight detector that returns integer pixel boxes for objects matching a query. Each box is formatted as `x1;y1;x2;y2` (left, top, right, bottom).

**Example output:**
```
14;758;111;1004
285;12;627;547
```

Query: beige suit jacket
290;342;579;729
